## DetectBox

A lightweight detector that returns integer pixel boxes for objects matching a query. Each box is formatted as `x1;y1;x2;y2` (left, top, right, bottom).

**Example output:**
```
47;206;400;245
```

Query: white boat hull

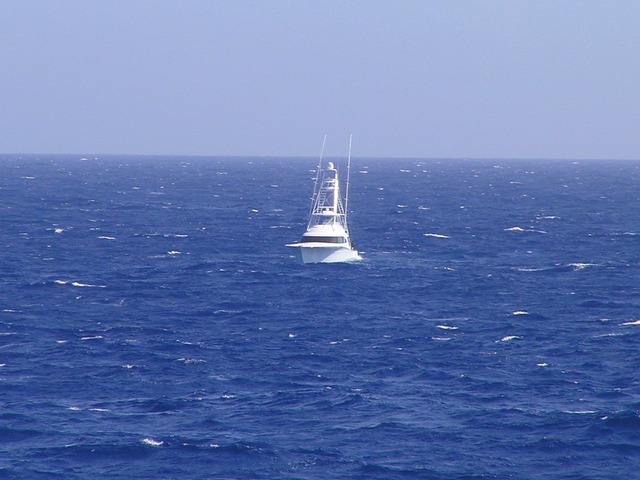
289;244;361;264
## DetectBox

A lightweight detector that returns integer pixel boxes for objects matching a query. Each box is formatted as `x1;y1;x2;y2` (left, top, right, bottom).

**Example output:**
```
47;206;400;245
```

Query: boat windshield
300;236;347;244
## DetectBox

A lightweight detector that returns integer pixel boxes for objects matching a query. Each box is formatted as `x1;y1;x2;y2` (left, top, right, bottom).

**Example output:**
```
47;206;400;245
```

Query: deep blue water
1;155;639;479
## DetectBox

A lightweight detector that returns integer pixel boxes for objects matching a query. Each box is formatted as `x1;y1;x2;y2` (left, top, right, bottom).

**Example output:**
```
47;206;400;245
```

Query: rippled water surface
1;155;639;479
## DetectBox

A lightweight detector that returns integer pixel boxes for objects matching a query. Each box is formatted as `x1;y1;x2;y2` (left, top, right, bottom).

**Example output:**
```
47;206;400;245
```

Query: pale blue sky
2;0;640;159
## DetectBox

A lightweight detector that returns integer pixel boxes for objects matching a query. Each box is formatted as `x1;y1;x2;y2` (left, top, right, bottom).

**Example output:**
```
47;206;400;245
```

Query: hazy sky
2;0;640;159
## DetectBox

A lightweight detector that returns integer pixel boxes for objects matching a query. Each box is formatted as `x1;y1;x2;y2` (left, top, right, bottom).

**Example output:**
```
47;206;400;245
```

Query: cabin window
300;236;347;244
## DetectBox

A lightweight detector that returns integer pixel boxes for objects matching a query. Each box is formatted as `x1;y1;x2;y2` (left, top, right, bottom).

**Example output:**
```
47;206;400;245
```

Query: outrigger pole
309;134;327;218
344;134;353;233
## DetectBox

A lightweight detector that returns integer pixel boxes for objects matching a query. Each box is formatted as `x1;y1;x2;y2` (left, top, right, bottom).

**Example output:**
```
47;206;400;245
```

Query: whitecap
176;358;206;364
81;336;103;341
622;320;640;326
568;263;596;271
141;438;164;447
98;236;116;240
71;282;106;288
54;228;65;234
512;311;529;315
505;226;546;234
497;335;522;342
436;325;458;330
54;280;68;285
564;410;597;415
537;363;548;367
423;233;450;239
432;337;452;341
167;251;181;255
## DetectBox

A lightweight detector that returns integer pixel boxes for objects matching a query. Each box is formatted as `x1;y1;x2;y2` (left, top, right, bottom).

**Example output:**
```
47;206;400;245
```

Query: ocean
1;155;639;479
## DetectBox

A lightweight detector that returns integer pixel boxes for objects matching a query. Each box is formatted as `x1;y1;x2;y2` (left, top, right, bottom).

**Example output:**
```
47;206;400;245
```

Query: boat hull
289;244;361;264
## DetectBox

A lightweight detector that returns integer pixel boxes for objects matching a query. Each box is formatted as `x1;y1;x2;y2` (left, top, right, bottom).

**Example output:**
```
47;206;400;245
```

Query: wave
504;226;547;234
0;426;42;442
140;437;164;447
496;335;523;342
358;462;437;478
622;320;640;326
423;233;450;239
567;262;597;270
175;358;206;364
580;300;629;309
594;410;640;432
515;263;598;274
54;280;107;288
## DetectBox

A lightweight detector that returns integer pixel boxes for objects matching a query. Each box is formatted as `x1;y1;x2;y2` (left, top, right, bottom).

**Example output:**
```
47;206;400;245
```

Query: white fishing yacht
287;136;361;264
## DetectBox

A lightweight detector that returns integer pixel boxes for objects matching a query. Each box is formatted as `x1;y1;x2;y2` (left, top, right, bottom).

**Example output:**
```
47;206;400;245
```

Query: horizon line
2;152;640;162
